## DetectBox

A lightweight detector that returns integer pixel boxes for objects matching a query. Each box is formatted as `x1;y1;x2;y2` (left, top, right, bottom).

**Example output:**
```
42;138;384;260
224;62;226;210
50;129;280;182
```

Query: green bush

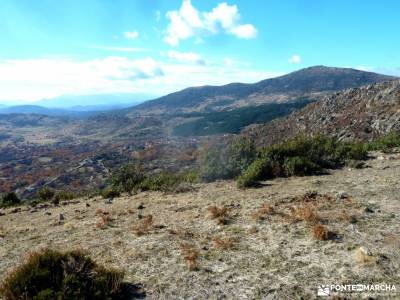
199;137;256;182
109;164;146;193
237;157;273;188
283;156;321;176
0;192;21;208
53;191;76;204
101;187;121;199
0;249;125;300
237;134;369;188
37;187;55;202
367;131;400;152
140;170;199;193
108;163;198;194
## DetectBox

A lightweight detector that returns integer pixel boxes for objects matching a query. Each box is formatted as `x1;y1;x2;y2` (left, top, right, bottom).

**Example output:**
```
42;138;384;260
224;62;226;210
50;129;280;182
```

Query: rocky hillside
132;66;396;114
244;80;400;147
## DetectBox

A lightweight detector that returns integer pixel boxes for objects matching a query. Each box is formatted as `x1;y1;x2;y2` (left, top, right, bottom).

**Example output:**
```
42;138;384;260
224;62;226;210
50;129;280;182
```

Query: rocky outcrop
243;80;400;147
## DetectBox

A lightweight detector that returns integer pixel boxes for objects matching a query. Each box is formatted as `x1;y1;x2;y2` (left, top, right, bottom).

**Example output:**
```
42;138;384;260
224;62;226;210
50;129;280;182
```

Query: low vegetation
0;248;125;300
199;131;400;189
109;164;198;194
0;192;21;208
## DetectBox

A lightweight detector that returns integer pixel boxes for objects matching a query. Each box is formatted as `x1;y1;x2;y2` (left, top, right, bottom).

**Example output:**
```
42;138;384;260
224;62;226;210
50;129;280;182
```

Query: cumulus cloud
164;0;258;46
288;54;302;64
124;31;139;40
167;50;205;65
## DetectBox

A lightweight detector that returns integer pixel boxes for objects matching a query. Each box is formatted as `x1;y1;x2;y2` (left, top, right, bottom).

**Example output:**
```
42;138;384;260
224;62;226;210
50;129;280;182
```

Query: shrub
237;157;272;188
110;164;146;193
53;191;76;205
37;187;55;202
101;187;120;199
283;156;321;176
237;134;369;188
0;248;125;300
367;131;400;152
0;192;21;208
109;163;198;194
199;137;256;182
140;170;198;193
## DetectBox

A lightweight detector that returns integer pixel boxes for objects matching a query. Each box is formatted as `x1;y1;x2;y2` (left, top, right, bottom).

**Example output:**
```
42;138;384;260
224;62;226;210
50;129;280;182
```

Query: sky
0;0;400;105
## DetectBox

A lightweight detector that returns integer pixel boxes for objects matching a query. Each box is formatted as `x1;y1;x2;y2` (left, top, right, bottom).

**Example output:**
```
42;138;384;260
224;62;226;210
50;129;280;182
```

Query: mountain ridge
131;66;396;114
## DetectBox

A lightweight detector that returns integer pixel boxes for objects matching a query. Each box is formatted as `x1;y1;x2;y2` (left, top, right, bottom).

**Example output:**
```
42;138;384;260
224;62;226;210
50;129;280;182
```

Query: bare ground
1;151;399;299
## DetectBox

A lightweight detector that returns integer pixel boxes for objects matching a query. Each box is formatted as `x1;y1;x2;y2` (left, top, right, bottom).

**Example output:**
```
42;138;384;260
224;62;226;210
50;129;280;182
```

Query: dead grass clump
180;243;200;271
168;227;195;239
337;209;357;224
212;236;237;250
290;204;320;224
96;212;113;229
207;206;230;225
133;215;154;236
295;191;319;203
251;203;275;221
312;224;329;240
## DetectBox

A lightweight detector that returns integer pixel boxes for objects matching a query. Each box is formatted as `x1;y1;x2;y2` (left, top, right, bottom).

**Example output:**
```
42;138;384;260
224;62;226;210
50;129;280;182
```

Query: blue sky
0;0;399;104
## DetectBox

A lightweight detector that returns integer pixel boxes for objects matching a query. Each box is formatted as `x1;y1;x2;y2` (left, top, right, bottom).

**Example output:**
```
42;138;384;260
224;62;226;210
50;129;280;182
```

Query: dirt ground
1;151;399;299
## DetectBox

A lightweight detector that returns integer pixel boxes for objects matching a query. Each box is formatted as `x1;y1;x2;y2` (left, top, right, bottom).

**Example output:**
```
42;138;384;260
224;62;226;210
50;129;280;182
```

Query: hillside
132;66;396;114
244;80;400;147
1;150;399;298
0;66;397;200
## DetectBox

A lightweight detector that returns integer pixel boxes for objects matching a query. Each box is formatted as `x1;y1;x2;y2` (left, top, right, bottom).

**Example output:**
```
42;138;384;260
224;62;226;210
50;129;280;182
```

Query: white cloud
288;54;302;64
0;56;281;104
164;0;258;46
90;46;149;53
0;57;163;102
124;31;139;40
167;50;205;65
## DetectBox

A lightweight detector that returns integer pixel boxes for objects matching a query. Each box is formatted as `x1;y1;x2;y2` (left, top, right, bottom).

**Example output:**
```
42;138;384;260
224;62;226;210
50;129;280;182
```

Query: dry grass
95;211;114;229
212;236;237;250
207;205;231;225
133;215;154;236
290;204;320;224
1;153;399;299
251;203;275;221
312;224;329;240
180;243;200;271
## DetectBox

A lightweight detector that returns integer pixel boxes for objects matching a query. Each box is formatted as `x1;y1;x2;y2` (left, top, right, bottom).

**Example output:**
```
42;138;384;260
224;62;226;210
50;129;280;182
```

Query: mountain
243;80;400;147
0;105;98;117
132;66;396;114
35;93;154;110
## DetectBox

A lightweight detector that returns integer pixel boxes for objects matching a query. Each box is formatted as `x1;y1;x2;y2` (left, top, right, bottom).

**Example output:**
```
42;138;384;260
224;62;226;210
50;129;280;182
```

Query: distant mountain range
0;93;154;116
132;66;396;114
